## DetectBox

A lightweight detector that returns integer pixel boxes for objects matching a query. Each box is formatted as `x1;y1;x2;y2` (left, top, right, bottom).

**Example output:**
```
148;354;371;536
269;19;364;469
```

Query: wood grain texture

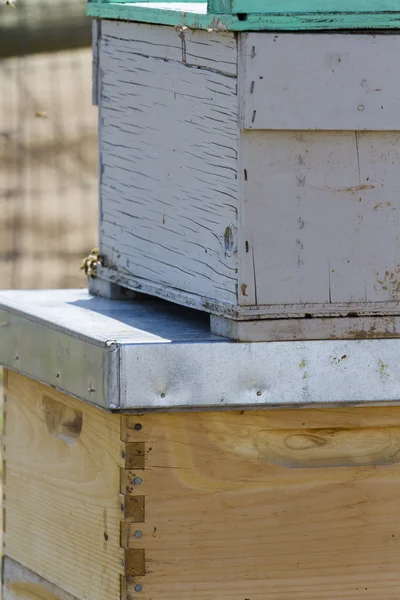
99;21;239;305
87;4;400;30
2;371;124;600
2;559;79;600
5;378;400;600
239;130;400;307
119;409;400;600
240;33;400;131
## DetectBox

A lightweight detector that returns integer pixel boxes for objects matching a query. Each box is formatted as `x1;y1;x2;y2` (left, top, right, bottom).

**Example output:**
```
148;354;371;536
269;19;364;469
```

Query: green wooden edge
92;0;204;3
87;3;400;30
210;0;400;14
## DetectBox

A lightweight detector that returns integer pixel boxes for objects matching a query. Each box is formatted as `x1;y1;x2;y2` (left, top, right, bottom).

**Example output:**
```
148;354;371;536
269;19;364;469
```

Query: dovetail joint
120;427;147;597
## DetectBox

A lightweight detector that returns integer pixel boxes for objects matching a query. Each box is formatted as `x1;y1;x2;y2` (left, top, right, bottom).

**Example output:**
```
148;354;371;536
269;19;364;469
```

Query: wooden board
239;33;400;131
3;558;79;600
216;0;400;13
119;409;400;600
239;130;400;308
2;372;124;600
95;0;204;2
2;371;149;600
210;313;400;341
99;20;239;305
5;371;400;600
87;3;400;31
99;19;237;75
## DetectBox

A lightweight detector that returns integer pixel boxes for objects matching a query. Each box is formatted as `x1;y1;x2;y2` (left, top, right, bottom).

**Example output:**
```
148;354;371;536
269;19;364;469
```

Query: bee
80;247;102;279
4;1;16;7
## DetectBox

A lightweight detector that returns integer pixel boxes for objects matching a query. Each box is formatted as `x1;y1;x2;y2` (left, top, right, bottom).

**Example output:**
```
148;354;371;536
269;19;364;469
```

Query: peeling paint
207;17;228;32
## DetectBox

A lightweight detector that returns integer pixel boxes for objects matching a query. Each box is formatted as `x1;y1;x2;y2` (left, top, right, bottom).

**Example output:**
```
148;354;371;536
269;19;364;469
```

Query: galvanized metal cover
0;289;400;411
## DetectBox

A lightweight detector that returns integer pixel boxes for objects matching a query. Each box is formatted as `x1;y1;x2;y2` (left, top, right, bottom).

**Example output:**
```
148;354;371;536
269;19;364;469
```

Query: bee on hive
80;247;102;279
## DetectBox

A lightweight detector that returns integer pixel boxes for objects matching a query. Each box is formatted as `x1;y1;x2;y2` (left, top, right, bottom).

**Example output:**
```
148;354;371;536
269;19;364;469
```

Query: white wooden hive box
92;15;400;341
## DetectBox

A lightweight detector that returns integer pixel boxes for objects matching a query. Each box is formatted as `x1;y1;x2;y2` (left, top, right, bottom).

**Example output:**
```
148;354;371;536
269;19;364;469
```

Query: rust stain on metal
373;201;392;211
339;184;375;193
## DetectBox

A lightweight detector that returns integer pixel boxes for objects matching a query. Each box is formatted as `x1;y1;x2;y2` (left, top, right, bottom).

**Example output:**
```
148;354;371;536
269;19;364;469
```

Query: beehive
88;0;400;341
3;289;400;600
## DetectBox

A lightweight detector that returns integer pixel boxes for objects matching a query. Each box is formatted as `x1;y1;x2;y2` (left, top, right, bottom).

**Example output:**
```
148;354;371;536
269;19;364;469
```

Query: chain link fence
0;0;97;289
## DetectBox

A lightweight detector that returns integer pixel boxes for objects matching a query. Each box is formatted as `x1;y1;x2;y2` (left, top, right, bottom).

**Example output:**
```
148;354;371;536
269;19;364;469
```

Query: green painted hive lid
88;0;400;30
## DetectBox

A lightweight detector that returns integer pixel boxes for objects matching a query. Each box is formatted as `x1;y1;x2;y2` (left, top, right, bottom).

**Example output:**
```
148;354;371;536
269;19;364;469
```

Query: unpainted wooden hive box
90;0;400;341
5;368;400;600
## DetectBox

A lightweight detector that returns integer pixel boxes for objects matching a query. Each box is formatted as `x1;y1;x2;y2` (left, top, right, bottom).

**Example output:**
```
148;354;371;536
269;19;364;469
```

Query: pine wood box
89;1;400;341
5;368;400;600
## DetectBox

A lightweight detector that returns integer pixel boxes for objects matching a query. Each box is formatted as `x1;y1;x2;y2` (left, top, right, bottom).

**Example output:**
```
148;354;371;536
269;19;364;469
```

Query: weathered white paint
99;20;239;304
96;22;400;339
101;19;237;75
96;263;400;319
91;19;101;106
210;313;400;342
239;33;400;130
239;130;400;308
88;275;139;300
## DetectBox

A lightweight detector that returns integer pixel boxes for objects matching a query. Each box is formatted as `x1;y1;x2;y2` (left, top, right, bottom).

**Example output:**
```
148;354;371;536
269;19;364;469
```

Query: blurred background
0;0;97;290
